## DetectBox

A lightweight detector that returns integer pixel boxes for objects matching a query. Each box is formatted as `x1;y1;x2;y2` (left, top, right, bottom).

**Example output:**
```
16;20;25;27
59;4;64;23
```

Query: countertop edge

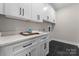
0;32;49;47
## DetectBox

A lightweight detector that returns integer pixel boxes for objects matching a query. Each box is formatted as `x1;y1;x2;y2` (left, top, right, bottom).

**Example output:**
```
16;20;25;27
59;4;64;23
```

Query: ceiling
49;3;79;11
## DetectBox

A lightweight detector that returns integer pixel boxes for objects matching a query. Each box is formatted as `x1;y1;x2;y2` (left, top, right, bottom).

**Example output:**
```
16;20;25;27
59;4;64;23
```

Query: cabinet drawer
13;37;40;52
13;40;32;52
14;48;30;56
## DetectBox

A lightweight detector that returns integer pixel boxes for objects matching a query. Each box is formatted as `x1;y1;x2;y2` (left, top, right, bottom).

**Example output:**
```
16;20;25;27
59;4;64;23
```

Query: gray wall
52;4;79;42
0;15;52;36
0;16;43;31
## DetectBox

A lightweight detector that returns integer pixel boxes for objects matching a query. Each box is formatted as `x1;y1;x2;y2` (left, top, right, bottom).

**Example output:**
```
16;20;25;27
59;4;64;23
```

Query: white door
43;4;50;21
31;3;44;22
51;8;56;23
30;47;38;56
0;3;4;14
49;7;56;23
14;48;30;56
39;43;45;56
5;3;21;19
39;39;49;56
30;41;40;56
43;42;49;55
19;3;32;20
43;4;56;23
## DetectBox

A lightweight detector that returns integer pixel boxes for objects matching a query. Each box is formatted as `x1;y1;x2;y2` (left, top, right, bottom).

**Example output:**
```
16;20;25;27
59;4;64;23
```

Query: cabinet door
31;3;44;22
44;42;49;55
5;3;21;19
19;3;32;20
49;7;56;23
39;43;45;56
43;4;50;21
30;47;38;56
14;48;30;56
39;39;49;56
40;43;49;56
0;3;4;14
43;4;56;23
30;41;40;56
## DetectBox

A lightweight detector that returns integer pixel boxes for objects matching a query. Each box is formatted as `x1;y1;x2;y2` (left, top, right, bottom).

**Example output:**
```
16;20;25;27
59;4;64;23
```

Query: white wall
52;4;79;43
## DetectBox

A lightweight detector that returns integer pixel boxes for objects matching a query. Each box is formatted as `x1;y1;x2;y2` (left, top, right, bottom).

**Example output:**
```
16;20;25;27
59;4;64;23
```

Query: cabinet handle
23;43;32;48
53;19;55;22
47;16;49;20
44;43;47;49
22;8;24;16
29;52;31;56
19;8;21;15
37;15;40;20
42;37;47;39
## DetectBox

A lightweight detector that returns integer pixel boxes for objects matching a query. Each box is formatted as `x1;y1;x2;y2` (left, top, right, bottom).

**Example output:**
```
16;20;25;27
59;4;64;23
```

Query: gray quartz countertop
0;31;49;47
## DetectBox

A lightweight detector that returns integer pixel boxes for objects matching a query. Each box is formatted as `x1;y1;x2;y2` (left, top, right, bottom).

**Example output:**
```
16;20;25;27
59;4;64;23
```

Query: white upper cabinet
43;4;56;23
0;3;4;14
5;3;20;18
31;3;44;22
4;3;56;23
4;3;31;20
48;6;56;23
18;3;32;20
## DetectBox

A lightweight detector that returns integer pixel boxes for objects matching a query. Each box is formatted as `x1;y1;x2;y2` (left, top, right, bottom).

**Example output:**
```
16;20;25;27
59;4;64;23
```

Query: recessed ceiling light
43;7;48;11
